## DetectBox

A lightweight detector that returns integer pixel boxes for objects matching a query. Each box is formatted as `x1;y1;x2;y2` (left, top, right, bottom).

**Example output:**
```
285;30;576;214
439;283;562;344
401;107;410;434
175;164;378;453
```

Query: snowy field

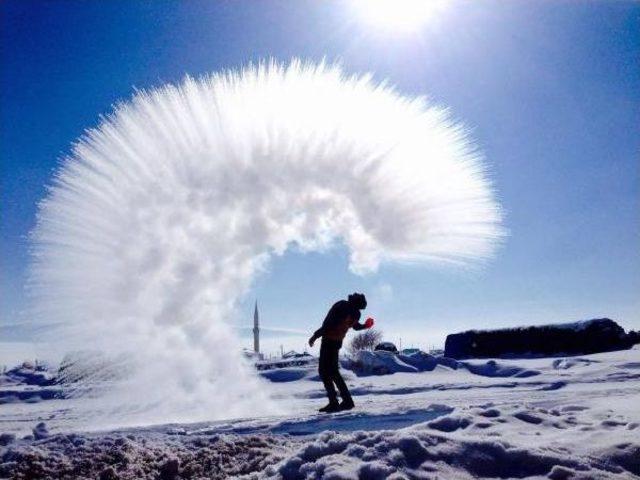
1;347;639;479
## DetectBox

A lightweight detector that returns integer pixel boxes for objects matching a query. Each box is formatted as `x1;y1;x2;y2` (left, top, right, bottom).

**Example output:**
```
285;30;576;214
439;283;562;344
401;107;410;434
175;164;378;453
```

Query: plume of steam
30;60;504;429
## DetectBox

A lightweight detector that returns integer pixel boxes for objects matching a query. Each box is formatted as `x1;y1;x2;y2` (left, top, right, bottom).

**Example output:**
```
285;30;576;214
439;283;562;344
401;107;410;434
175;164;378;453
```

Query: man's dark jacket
313;300;366;344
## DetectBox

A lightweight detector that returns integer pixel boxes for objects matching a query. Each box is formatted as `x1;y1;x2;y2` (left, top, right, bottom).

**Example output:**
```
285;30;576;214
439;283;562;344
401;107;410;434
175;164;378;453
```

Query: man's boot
339;398;355;411
319;401;340;413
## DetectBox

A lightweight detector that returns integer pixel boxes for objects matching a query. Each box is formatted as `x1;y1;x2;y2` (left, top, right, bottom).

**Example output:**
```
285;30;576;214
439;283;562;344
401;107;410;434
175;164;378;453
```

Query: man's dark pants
319;339;352;404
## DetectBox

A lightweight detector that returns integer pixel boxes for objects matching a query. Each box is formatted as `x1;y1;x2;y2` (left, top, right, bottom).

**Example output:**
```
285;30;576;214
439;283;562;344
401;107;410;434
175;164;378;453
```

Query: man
308;292;373;413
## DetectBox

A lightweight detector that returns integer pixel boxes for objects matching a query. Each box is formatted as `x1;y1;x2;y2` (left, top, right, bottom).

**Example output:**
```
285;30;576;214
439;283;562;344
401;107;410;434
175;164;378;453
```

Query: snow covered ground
1;346;639;479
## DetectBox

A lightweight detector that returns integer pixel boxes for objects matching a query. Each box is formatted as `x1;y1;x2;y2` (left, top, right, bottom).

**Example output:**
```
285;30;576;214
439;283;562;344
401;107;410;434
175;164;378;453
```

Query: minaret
253;300;260;354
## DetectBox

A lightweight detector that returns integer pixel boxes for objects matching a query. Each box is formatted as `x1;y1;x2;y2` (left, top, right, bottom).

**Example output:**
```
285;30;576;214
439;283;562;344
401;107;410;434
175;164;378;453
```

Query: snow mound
461;359;540;378
343;350;541;379
263;427;633;479
552;358;597;369
0;363;61;405
0;364;54;388
397;351;439;371
0;431;293;479
259;367;313;383
343;351;419;376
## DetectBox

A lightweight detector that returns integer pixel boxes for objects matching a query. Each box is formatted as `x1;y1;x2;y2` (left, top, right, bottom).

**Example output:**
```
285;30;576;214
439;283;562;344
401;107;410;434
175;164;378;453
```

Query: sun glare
353;0;446;32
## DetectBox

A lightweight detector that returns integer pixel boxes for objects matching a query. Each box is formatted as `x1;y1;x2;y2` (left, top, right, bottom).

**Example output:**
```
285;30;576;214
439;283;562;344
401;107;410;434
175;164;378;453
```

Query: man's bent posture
308;293;371;413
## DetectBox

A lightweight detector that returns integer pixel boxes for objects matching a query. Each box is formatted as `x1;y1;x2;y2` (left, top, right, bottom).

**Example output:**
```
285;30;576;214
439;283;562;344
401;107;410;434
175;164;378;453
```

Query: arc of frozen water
30;60;504;429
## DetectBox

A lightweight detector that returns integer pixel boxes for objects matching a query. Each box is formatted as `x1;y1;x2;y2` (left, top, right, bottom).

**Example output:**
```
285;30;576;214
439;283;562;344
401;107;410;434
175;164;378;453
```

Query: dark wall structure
444;318;639;359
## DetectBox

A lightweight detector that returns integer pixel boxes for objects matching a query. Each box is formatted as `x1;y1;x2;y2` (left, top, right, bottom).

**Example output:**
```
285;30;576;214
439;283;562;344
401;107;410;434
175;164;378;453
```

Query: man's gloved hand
308;335;317;347
364;317;374;329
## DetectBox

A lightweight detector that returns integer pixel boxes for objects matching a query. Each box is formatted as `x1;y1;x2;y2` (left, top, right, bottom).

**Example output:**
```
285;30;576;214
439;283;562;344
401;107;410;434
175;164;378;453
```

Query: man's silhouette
308;293;372;413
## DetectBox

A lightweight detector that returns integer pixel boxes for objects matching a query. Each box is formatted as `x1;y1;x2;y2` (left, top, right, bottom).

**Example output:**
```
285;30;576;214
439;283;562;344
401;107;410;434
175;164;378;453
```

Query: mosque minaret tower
253;300;260;354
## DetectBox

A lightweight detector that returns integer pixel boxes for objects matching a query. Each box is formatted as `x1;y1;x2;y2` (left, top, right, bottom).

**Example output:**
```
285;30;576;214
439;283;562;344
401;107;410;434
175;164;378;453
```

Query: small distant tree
348;329;383;357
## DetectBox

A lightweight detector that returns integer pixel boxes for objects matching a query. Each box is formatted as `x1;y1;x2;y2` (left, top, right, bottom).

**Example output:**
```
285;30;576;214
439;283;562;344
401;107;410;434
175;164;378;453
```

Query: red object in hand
364;317;374;329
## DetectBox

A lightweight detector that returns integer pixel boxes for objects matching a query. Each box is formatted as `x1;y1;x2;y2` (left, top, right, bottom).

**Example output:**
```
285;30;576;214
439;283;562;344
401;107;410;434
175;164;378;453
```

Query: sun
353;0;446;33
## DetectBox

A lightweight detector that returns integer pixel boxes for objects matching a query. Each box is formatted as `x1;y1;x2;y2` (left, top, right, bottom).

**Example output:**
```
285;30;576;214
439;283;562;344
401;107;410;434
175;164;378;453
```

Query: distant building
444;318;640;359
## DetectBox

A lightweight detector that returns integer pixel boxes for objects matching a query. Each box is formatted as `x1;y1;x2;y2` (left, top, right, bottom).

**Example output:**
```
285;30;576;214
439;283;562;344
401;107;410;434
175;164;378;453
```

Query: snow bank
0;364;61;405
343;351;419;376
261;411;638;479
461;359;540;378
0;430;294;479
3;414;636;480
343;350;541;379
259;367;312;383
0;364;54;388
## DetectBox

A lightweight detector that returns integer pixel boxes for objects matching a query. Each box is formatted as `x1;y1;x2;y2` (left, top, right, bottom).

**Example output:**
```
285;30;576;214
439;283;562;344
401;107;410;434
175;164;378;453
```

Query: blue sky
2;0;639;356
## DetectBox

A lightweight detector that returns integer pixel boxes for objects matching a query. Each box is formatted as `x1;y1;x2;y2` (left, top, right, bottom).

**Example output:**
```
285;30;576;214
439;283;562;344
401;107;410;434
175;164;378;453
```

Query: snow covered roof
460;318;617;335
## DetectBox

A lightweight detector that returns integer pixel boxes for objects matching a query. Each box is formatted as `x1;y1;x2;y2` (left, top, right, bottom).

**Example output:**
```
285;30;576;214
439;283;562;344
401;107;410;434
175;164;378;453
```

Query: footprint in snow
514;411;544;424
601;419;627;428
560;405;589;413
